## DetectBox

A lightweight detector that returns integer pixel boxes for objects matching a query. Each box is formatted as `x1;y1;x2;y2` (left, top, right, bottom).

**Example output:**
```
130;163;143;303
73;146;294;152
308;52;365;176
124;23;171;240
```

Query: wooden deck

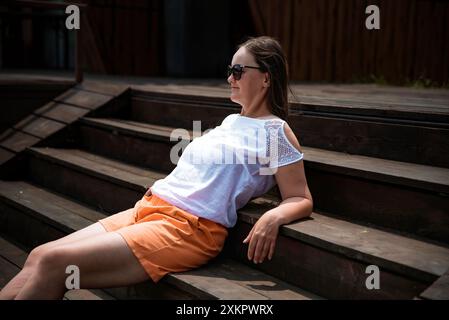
1;70;448;117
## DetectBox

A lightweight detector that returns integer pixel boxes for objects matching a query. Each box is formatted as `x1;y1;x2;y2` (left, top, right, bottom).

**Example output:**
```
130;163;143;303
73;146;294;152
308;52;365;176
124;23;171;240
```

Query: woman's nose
227;74;234;85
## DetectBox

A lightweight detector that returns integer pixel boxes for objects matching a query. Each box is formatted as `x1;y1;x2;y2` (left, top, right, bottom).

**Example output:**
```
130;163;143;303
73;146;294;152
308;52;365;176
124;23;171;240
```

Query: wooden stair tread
170;257;320;300
302;146;449;194
0;253;20;288
80;117;449;194
27;147;155;191
0;180;105;231
25;147;449;283
129;85;449;123
0;236;115;300
0;183;316;300
53;88;113;110
81;117;192;140
419;269;449;300
75;80;129;97
242;201;449;281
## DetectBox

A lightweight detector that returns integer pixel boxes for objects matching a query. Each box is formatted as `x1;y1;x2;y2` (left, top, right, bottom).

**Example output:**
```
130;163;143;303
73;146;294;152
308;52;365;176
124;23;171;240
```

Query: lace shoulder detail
264;120;304;168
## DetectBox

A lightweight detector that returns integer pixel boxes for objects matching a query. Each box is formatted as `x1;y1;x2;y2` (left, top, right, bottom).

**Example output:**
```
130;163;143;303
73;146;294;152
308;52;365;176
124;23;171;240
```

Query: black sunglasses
227;64;263;80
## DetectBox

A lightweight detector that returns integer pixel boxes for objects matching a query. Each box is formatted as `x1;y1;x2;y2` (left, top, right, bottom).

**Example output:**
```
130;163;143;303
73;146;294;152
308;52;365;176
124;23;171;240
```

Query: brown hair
239;36;289;120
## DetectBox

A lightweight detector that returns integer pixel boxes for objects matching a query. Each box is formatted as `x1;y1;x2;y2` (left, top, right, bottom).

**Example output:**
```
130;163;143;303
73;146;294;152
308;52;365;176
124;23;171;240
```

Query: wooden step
76;117;449;243
0;236;115;300
419;269;449;300
129;89;449;168
0;80;73;134
0;180;318;300
26;147;153;213
22;147;449;299
0;81;129;168
230;199;449;299
77;117;182;172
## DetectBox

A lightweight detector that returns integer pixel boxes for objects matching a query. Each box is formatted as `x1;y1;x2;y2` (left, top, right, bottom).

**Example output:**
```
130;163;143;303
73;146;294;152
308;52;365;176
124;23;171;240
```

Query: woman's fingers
245;220;279;263
259;239;271;263
243;227;254;244
247;235;258;261
252;237;265;263
268;239;276;260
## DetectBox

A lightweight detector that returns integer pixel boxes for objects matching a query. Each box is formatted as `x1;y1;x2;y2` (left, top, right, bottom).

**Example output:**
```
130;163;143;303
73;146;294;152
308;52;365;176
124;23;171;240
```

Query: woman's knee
38;247;71;271
27;248;72;286
24;242;55;269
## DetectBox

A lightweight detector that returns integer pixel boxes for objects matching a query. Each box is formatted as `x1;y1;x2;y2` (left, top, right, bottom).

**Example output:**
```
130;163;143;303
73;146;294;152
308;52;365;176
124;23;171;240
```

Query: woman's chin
229;94;240;104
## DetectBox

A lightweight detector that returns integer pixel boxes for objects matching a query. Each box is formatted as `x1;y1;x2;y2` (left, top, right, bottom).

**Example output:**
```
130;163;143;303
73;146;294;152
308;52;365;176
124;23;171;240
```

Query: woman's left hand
243;210;280;264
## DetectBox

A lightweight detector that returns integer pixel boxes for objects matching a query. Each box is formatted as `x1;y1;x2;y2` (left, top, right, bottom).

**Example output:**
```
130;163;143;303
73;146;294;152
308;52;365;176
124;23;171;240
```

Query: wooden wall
248;0;449;85
80;0;165;76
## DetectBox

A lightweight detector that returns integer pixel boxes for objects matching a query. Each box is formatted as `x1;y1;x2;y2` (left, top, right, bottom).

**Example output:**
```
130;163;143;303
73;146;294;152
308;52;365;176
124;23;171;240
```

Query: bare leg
15;229;148;300
0;221;108;300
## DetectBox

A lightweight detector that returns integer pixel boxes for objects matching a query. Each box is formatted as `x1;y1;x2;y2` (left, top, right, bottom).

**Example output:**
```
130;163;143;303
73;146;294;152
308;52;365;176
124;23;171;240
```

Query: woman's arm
243;123;313;264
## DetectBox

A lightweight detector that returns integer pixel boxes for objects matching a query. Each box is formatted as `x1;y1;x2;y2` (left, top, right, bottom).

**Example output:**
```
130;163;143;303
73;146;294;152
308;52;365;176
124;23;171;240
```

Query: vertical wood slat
82;0;163;76
247;0;448;85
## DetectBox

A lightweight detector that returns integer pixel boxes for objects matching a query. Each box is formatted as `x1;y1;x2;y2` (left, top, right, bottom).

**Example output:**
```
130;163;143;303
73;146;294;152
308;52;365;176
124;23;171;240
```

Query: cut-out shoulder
264;121;304;168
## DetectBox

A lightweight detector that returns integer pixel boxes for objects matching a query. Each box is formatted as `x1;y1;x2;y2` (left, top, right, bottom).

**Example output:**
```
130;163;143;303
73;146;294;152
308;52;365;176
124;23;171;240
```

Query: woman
0;36;313;300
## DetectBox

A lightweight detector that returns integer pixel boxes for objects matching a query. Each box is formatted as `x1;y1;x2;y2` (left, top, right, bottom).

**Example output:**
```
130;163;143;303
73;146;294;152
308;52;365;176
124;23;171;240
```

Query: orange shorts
98;194;228;283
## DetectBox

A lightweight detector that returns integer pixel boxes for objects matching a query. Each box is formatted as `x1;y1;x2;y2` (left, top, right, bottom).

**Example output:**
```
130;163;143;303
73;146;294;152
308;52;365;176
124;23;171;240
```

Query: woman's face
227;47;269;109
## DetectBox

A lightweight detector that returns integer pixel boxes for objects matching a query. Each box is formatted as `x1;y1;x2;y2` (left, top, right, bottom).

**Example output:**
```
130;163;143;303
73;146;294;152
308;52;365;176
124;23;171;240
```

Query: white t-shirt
150;113;304;228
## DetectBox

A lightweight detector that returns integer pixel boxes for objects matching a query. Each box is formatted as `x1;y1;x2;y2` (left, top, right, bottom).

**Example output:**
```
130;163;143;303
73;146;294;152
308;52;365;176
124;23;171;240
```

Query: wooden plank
64;148;166;181
301;146;449;194
0;131;40;153
0;256;20;288
201;258;320;300
26;152;143;214
241;201;449;282
2;181;106;223
0;181;97;233
227;220;429;300
17;116;66;139
75;80;128;97
131;95;236;130
27;147;152;191
127;84;449;123
33;146;165;187
291;113;449;169
104;281;197;300
12;115;38;130
53;89;113;110
0;200;68;251
78;124;177;173
81;117;191;141
168;267;269;300
0;147;16;165
0;128;16;142
0;237;27;268
420;269;449;300
306;164;449;244
64;289;115;300
35;102;90;124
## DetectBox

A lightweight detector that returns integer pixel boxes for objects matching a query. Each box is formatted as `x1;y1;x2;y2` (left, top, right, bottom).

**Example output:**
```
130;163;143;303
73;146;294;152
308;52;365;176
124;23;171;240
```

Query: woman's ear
263;73;271;87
